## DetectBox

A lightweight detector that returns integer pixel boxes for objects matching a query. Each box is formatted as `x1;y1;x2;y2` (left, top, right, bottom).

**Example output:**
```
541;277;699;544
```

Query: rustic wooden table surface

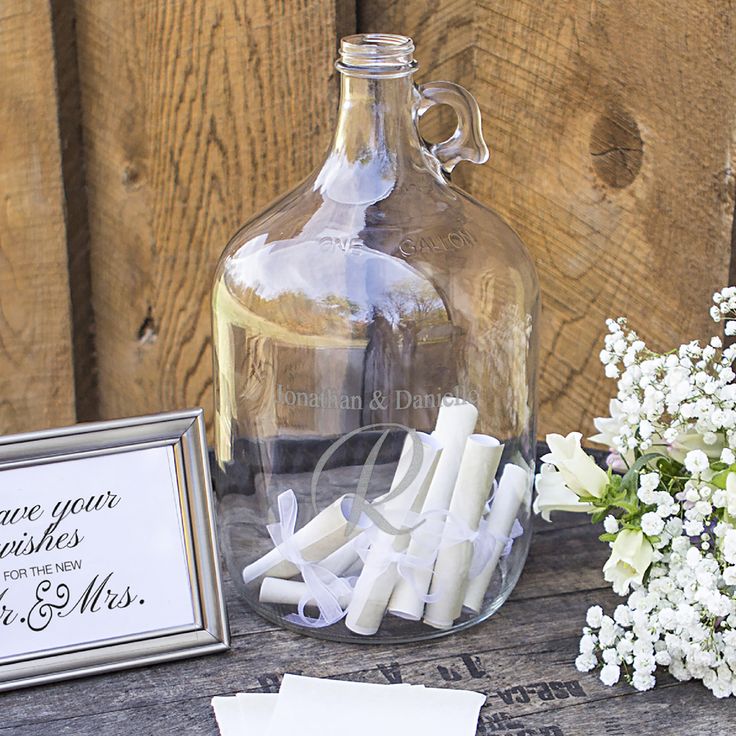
3;508;736;736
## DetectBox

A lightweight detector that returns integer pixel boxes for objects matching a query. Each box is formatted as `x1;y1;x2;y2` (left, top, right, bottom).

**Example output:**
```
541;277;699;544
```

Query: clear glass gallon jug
212;34;539;642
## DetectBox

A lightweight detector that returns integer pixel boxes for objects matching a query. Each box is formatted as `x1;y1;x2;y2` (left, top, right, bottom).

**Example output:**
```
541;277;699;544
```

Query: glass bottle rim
337;33;418;77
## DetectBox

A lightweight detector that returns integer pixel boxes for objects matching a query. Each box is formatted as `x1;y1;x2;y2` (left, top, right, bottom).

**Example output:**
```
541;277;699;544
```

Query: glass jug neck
331;72;421;160
314;34;433;203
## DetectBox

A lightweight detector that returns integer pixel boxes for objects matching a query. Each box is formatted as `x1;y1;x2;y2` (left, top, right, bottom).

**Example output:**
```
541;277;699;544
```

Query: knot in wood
590;106;643;188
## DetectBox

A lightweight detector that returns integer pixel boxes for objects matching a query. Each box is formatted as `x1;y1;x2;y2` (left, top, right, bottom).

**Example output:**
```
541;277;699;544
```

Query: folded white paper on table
265;674;485;736
212;693;278;735
212;675;485;736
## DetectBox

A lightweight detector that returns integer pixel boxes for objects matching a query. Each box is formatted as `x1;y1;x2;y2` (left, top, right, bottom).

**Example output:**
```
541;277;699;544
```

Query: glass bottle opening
337;33;417;77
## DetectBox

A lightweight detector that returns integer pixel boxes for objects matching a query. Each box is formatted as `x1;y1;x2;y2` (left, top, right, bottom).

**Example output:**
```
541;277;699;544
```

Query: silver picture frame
0;409;229;691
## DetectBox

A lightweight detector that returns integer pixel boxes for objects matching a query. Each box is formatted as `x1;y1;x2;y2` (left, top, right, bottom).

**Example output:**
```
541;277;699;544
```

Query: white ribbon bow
262;489;523;627
411;506;524;579
353;524;440;603
267;489;353;629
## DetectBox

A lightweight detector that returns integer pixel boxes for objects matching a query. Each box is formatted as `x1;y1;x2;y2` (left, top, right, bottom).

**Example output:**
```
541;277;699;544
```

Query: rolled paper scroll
462;463;530;613
320;536;362;576
423;434;503;629
345;431;443;635
259;577;353;609
242;494;365;584
387;398;478;620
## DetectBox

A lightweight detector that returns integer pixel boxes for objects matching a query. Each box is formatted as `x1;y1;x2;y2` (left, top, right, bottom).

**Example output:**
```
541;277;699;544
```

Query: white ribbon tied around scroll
351;504;522;608
468;515;523;578
266;489;354;628
264;490;522;628
352;523;441;604
416;505;523;580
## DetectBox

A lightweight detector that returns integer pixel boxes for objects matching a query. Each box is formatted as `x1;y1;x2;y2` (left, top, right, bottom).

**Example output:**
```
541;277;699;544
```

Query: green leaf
712;470;730;489
591;509;608;524
711;463;736;490
599;532;617;543
613;499;639;515
578;492;608;505
621;519;643;529
620;452;664;493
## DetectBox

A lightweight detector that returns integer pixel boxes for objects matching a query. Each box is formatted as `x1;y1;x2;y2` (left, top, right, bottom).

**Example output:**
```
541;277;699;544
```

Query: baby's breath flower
557;289;736;698
586;605;604;628
641;512;665;537
600;663;621;686
632;672;656;691
575;653;597;672
684;450;710;474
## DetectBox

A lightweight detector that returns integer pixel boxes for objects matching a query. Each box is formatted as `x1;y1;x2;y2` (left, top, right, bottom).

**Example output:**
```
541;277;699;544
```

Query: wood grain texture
49;0;98;422
2;514;734;735
75;0;346;430
361;0;736;438
0;0;76;433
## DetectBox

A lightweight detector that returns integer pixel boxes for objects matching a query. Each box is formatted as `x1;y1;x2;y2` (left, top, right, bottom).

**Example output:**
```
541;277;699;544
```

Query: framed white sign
0;409;229;691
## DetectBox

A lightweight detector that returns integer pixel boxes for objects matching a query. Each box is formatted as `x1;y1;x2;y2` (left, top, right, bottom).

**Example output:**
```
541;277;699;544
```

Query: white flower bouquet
535;287;736;698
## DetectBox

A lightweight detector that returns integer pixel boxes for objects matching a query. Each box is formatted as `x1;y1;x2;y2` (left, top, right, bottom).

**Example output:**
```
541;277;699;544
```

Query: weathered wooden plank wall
0;0;77;434
1;0;736;440
362;0;736;437
74;0;346;426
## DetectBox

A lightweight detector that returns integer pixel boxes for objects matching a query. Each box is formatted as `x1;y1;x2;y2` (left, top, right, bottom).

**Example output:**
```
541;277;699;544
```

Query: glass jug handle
416;81;489;175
